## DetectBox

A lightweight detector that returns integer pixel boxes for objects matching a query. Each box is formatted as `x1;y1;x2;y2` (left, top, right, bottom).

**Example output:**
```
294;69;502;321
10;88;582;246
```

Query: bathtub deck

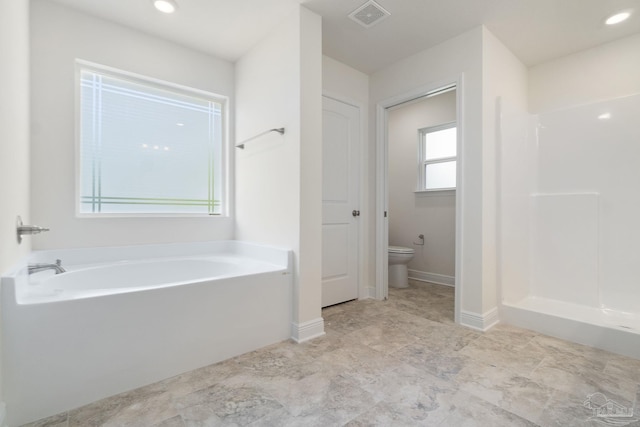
24;281;640;427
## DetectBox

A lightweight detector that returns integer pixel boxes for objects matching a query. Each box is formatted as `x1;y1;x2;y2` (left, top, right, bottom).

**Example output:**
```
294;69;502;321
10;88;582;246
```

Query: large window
418;122;457;191
78;62;225;215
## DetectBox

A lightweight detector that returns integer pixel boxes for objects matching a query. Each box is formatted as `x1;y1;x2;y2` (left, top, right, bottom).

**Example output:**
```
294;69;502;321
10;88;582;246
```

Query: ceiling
46;0;640;74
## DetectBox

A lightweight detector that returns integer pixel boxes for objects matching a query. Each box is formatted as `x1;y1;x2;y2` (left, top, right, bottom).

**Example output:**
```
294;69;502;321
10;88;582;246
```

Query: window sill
76;213;227;219
414;189;456;197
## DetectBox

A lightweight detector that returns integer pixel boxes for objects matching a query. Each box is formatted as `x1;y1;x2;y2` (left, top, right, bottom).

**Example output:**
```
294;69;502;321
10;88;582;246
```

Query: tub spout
28;259;66;275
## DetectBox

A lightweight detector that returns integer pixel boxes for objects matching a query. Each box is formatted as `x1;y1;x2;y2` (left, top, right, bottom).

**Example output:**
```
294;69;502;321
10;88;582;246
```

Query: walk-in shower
498;93;640;359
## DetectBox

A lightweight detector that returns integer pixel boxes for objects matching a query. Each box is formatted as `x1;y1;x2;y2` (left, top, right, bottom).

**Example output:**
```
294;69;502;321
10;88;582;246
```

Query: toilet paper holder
413;234;424;245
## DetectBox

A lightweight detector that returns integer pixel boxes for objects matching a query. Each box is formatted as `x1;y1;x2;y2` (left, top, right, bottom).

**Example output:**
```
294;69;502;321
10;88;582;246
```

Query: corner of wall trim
459;308;499;331
366;286;378;300
291;318;325;343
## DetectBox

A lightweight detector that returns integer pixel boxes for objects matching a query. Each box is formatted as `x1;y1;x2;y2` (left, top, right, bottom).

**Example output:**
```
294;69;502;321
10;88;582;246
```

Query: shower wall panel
531;193;599;307
534;94;640;313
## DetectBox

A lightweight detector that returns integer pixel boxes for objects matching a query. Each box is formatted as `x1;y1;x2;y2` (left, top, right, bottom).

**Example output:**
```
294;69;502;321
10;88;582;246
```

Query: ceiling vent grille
348;0;391;28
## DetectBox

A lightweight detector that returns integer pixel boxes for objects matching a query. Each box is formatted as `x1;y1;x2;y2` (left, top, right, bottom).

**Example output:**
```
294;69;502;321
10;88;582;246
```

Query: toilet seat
388;246;415;254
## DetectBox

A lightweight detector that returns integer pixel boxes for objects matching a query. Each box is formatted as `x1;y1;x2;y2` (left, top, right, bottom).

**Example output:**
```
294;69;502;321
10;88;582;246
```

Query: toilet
388;246;415;288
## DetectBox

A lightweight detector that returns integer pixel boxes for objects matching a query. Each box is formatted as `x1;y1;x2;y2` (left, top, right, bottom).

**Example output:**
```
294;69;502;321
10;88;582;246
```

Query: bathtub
1;241;293;426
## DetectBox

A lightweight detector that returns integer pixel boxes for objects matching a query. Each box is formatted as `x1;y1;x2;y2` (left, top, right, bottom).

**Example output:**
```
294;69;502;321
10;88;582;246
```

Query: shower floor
509;296;640;331
502;296;640;360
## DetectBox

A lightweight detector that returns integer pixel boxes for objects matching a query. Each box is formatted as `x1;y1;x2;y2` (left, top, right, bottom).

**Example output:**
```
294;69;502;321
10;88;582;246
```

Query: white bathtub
1;241;293;426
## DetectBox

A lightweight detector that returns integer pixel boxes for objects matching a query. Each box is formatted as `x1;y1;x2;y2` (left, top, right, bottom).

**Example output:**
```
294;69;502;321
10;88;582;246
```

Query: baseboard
459;307;499;331
408;269;455;287
291;317;325;343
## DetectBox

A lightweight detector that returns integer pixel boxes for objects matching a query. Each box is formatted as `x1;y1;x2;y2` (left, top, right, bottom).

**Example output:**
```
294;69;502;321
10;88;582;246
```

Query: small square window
418;123;457;191
77;62;226;216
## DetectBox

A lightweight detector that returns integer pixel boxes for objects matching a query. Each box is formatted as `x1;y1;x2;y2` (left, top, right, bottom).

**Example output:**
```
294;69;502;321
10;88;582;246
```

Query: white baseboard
408;269;455;287
459;307;499;331
291;318;325;343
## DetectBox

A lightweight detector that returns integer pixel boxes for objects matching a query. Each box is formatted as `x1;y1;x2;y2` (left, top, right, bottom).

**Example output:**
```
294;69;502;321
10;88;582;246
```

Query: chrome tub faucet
28;259;66;275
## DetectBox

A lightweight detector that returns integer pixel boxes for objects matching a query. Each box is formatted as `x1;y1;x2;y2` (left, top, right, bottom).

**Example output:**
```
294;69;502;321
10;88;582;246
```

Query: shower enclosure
498;93;640;359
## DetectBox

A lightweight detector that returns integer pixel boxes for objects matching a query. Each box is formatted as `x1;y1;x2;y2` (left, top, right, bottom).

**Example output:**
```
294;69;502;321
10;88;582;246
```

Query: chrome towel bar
236;127;285;149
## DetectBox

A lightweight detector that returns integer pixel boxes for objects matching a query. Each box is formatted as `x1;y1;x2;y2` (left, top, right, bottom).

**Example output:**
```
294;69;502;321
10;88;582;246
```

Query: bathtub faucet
28;259;66;275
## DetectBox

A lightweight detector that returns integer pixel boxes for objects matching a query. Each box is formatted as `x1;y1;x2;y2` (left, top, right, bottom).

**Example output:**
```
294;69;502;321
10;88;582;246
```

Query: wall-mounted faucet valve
16;215;50;244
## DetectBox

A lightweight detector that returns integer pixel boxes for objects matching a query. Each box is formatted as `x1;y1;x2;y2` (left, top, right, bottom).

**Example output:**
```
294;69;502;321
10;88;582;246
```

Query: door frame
322;91;366;300
375;74;464;324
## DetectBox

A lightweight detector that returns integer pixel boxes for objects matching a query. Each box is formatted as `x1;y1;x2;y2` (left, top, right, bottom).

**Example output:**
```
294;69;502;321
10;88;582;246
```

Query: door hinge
384;211;387;218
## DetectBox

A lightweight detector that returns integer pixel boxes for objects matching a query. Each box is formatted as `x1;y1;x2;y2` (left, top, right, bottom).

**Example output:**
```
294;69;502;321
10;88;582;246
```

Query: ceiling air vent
348;0;391;29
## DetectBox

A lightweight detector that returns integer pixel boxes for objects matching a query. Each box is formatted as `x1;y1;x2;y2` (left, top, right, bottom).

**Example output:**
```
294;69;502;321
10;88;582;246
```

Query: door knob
352;210;360;217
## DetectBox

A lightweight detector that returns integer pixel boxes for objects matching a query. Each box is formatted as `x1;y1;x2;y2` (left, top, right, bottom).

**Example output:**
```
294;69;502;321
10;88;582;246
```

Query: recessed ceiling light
598;113;611;120
153;0;178;14
605;11;631;25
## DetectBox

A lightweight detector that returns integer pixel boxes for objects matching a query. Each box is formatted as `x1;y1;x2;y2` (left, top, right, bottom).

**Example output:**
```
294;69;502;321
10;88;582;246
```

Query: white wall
29;0;235;249
235;6;322;338
0;2;31;269
323;56;369;106
298;8;323;333
370;27;485;317
387;92;456;279
0;0;31;419
481;28;528;313
529;33;640;113
322;56;371;296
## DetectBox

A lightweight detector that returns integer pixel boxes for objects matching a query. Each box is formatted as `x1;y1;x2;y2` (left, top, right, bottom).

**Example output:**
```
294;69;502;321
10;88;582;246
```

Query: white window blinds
79;66;223;215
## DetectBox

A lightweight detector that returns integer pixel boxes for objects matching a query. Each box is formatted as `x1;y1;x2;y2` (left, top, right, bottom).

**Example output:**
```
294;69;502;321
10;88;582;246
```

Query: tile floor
25;281;640;426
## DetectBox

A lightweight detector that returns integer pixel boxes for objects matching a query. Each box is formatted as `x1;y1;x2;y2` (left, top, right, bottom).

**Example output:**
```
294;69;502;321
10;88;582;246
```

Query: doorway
375;78;463;324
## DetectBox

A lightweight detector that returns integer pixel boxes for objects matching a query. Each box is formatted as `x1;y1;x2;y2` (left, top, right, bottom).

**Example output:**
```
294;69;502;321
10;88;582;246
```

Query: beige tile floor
25;281;640;426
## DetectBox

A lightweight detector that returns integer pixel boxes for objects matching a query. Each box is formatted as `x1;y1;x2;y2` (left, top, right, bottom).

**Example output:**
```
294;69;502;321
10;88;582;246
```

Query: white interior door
322;96;360;307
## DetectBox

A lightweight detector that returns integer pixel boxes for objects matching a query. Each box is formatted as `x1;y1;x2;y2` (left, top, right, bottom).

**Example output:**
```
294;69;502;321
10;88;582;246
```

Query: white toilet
388;246;415;288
